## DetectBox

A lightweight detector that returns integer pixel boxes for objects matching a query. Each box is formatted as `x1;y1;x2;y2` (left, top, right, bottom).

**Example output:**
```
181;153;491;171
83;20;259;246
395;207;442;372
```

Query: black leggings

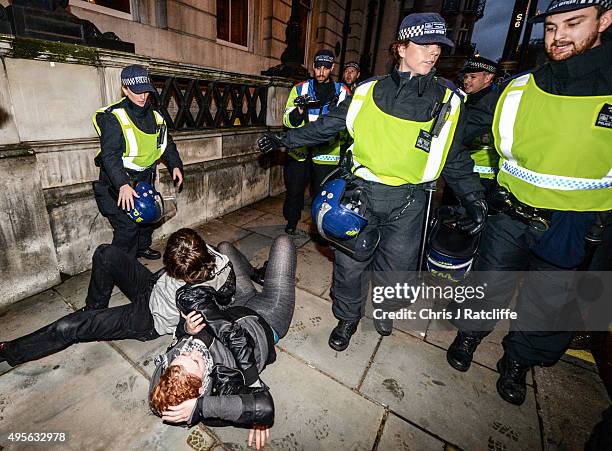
218;235;297;338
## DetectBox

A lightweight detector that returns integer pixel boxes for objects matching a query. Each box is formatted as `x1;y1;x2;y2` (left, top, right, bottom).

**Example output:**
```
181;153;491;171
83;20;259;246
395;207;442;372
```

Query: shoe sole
0;360;13;376
495;359;526;406
137;255;161;260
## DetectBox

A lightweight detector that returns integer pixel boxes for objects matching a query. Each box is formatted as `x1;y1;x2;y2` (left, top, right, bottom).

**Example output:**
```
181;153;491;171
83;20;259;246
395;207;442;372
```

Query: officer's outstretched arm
284;96;352;148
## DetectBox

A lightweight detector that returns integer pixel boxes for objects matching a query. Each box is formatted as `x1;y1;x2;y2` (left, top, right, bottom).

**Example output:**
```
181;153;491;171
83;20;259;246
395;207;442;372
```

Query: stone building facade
0;0;483;306
0;0;373;307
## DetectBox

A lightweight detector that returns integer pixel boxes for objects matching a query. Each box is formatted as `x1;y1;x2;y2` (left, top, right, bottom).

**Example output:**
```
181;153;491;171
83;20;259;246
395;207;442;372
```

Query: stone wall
0;36;291;308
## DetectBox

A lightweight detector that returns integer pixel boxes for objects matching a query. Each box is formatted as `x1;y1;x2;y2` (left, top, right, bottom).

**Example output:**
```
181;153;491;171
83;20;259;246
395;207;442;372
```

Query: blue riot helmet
312;178;380;261
426;205;481;282
126;182;164;224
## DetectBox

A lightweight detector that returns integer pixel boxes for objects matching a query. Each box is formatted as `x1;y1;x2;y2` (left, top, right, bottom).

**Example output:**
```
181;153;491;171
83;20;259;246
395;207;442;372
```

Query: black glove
458;192;488;236
293;94;313;108
257;133;284;154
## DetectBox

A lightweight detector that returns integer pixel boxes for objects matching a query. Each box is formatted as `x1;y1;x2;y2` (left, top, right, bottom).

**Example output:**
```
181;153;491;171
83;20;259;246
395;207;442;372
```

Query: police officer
342;61;361;92
442;56;499;204
93;65;184;259
282;49;350;234
260;14;486;351
446;0;612;405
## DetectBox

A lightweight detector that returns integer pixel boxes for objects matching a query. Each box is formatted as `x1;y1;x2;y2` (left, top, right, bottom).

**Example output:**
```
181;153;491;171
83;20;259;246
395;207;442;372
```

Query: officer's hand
257;133;284;154
172;167;183;188
294;94;312;108
117;184;139;211
458;195;487;236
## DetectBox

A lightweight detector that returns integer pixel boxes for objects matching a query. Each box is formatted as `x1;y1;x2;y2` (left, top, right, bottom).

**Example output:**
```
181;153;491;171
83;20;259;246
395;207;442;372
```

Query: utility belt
490;185;612;236
489;185;553;232
126;166;156;187
126;165;155;178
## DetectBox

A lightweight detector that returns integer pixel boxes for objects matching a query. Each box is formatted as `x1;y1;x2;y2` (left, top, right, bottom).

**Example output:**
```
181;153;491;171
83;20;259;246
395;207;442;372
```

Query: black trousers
331;180;426;321
93;168;156;256
311;163;338;196
450;213;575;366
283;157;311;228
3;245;159;366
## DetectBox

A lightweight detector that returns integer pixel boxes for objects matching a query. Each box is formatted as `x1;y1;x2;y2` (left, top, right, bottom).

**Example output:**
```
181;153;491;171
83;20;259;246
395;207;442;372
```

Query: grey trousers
218;235;297;338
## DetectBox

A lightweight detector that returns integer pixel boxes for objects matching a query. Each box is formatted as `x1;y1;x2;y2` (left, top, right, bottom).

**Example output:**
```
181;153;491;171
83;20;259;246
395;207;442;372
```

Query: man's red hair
150;365;202;416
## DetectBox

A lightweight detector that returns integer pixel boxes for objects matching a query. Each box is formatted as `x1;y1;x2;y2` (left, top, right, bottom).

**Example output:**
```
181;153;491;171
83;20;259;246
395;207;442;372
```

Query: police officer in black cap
260;13;485;351
92;65;184;259
447;0;612;405
281;49;350;234
443;56;499;204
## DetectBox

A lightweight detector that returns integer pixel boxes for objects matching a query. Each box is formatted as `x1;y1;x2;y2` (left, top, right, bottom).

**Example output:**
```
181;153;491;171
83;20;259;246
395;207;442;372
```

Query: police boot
329;320;359;352
496;353;530;405
136;247;161;260
373;318;393;336
446;331;485;372
250;261;268;286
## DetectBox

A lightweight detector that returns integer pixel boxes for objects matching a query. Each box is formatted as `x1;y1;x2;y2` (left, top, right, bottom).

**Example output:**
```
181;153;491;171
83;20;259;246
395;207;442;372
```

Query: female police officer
258;13;486;351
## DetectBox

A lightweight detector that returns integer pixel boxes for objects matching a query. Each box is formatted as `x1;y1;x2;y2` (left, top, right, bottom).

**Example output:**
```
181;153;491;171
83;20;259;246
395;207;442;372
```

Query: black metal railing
150;75;268;131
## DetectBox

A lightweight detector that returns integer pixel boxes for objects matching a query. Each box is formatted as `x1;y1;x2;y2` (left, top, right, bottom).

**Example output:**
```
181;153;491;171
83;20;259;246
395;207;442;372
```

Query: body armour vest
283;80;349;163
346;80;462;186
93;99;168;171
492;74;612;211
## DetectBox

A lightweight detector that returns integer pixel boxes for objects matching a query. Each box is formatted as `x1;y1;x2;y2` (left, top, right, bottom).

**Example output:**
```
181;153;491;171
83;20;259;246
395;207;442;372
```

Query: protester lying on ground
149;235;297;450
0;228;234;367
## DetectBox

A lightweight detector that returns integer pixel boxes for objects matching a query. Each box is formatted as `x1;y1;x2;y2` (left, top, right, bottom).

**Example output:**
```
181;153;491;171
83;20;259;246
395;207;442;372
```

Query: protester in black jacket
149;234;297;450
93;65;184;259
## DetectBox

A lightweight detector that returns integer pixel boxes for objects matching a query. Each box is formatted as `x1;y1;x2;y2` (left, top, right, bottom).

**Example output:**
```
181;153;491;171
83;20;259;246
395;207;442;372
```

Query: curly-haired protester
0;228;234;366
149;234;297;450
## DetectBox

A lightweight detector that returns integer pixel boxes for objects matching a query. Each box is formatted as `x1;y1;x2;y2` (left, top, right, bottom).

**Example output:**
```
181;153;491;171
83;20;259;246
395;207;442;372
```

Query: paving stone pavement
0;195;609;451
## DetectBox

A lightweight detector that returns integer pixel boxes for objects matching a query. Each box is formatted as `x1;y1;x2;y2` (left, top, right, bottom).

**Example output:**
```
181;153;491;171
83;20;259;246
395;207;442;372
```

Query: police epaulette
496;70;533;90
104;101;124;114
436;77;466;102
354;75;386;88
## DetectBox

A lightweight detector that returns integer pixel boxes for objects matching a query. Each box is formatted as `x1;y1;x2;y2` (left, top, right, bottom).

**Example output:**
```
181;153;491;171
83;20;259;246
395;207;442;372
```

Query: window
72;0;133;20
217;0;249;47
79;0;130;14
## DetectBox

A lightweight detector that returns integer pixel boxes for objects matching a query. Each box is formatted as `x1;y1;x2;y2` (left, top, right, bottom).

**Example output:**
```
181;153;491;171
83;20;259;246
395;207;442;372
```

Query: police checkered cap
314;49;335;68
120;65;155;94
462;56;499;74
530;0;611;23
397;13;454;47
